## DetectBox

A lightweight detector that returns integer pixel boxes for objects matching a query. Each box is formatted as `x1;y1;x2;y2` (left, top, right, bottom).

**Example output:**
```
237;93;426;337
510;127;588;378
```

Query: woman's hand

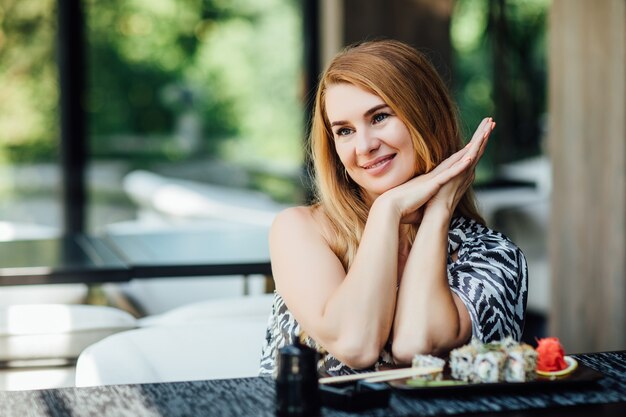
377;117;494;224
424;117;495;219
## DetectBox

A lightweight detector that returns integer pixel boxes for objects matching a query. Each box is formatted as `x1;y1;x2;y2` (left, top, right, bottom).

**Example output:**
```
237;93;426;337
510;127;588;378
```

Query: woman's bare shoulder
272;205;329;235
273;205;314;226
269;205;337;277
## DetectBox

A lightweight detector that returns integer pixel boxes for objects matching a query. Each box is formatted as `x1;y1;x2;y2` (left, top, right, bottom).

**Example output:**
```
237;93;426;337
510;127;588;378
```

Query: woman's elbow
391;337;434;365
392;331;466;364
333;340;381;370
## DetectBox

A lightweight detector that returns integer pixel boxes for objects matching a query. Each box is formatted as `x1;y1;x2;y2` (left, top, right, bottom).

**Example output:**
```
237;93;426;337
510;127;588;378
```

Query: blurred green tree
452;0;549;177
86;0;304;168
1;0;304;171
0;0;59;163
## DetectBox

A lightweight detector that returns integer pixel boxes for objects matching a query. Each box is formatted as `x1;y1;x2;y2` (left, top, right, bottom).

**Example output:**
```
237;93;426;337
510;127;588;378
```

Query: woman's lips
362;154;396;174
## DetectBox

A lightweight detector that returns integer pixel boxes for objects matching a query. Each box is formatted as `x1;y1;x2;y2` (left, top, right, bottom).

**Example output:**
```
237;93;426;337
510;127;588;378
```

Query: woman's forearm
391;209;464;363
318;198;401;367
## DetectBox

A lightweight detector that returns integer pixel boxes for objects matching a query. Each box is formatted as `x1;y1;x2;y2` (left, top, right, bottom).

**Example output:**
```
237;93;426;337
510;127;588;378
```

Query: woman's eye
372;113;389;124
336;127;353;136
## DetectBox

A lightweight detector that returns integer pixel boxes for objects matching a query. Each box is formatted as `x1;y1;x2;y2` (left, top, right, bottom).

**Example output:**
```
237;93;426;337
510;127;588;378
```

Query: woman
259;40;528;376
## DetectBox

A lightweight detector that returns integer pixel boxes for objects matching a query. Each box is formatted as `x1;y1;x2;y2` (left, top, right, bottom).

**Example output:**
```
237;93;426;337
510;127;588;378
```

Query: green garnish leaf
406;379;468;387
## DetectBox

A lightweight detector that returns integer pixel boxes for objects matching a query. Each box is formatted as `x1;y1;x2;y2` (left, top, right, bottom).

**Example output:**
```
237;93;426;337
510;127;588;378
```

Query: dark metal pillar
57;0;87;234
302;0;320;203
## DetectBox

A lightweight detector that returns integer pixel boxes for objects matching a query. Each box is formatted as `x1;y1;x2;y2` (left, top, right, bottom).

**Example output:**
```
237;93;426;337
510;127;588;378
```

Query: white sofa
0;303;138;391
75;293;274;387
0;304;137;363
1;294;275;389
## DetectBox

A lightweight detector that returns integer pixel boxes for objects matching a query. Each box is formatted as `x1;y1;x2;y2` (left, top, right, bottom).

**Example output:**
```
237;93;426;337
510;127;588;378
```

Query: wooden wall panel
342;0;454;82
548;0;626;352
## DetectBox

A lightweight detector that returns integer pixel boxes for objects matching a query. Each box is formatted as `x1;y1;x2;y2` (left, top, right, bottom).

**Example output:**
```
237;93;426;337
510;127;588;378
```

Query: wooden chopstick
318;366;442;385
363;366;442;383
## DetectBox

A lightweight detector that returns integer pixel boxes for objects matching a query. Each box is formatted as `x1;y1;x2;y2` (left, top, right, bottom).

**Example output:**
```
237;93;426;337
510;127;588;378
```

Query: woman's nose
355;129;380;155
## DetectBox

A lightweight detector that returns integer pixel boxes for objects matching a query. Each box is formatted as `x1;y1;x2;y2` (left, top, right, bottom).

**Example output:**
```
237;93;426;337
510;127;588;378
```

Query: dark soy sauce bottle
275;340;320;416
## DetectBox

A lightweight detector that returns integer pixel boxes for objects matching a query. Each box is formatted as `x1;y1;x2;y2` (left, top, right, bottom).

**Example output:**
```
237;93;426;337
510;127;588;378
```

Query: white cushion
0;284;87;306
0;304;138;361
75;317;268;386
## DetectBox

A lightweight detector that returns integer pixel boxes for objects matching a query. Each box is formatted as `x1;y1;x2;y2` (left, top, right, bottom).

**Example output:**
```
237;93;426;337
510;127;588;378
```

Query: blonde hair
310;39;485;270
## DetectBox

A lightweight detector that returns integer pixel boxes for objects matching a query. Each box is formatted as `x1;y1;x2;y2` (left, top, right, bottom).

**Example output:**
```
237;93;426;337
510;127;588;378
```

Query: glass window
83;0;305;233
0;0;61;240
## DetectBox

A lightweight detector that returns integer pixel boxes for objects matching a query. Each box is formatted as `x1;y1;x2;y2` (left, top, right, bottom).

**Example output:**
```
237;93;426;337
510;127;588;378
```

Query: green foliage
451;0;549;177
0;0;59;163
86;0;239;157
1;138;58;163
1;0;304;175
85;0;304;169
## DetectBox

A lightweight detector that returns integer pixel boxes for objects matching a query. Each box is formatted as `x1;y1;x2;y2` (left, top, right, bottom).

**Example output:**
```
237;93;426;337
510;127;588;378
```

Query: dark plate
388;359;604;396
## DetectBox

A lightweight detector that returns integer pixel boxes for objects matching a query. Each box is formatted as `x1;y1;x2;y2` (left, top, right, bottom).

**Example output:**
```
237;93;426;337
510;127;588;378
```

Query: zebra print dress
258;216;529;377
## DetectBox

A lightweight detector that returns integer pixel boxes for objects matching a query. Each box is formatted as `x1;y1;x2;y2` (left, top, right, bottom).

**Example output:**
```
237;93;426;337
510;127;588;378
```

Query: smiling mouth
363;154;396;169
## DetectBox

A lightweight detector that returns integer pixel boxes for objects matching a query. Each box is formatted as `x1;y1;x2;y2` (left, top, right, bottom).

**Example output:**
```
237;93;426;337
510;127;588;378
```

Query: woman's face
325;83;416;202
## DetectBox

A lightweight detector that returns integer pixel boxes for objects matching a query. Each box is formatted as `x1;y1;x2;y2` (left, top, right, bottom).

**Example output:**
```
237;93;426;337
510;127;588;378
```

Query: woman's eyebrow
364;103;389;117
330;104;389;127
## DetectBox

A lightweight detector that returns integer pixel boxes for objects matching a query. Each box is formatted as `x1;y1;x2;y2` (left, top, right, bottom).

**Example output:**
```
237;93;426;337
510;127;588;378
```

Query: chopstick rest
319;381;391;411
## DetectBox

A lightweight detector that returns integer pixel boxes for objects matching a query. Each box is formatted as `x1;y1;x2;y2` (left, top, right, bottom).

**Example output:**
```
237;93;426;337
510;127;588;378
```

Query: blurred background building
0;0;624;359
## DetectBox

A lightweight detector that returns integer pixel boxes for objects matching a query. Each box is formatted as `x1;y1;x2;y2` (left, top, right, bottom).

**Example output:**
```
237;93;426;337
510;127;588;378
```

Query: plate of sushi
387;337;604;393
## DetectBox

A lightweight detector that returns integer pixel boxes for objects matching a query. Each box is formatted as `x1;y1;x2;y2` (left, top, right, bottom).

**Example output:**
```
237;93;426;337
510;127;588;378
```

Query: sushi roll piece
449;340;480;382
504;343;538;382
411;354;445;381
473;347;507;383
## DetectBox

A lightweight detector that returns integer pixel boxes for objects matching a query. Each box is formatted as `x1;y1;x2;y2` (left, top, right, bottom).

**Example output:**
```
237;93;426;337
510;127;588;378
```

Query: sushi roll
473;347;506;383
450;338;538;383
449;340;480;382
504;343;538;382
411;354;445;381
